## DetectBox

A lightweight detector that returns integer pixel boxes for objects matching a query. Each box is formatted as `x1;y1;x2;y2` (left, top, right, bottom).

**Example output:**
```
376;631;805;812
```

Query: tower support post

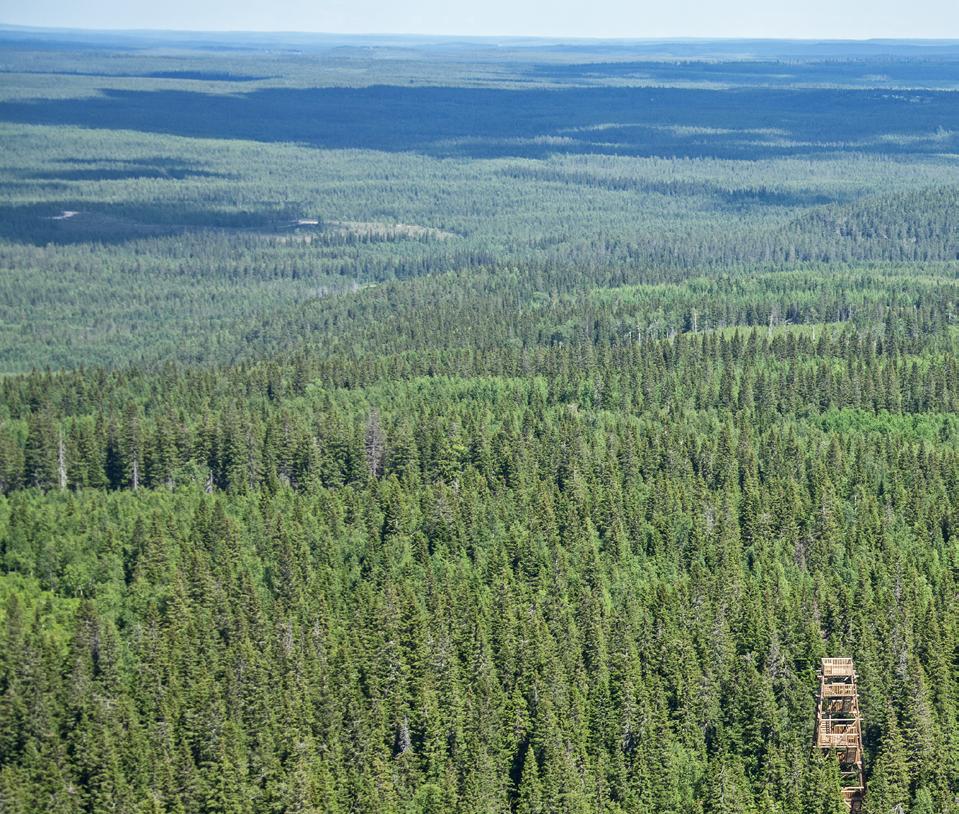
816;657;864;812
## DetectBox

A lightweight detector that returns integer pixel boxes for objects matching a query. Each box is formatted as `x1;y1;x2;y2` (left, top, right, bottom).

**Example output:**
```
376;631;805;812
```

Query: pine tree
516;750;543;814
23;411;56;489
864;706;911;814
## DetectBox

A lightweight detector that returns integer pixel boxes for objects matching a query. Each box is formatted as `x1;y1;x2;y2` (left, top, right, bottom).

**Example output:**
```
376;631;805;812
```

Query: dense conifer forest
3;27;959;813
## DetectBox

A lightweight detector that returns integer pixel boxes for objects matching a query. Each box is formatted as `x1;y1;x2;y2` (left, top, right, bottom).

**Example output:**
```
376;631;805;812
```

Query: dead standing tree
364;409;386;479
57;428;67;491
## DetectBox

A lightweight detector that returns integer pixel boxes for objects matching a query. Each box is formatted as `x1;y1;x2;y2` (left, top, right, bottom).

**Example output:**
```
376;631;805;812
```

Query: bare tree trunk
394;716;412;756
131;456;140;491
57;430;67;491
364;410;386;479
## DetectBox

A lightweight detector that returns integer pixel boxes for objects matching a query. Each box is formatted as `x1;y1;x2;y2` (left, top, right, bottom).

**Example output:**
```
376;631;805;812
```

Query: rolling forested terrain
3;27;959;813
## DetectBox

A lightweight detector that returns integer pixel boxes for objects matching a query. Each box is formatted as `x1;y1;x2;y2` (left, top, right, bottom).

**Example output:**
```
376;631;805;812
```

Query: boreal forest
3;26;959;814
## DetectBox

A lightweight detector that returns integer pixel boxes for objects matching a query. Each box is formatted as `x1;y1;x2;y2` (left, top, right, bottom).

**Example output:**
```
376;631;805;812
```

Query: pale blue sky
2;0;958;40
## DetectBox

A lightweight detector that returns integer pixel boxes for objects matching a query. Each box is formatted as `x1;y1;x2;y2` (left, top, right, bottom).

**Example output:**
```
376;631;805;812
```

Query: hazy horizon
4;22;959;43
2;0;958;41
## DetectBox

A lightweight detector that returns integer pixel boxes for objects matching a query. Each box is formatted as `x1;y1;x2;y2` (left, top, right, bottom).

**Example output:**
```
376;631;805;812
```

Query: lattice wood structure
816;658;864;812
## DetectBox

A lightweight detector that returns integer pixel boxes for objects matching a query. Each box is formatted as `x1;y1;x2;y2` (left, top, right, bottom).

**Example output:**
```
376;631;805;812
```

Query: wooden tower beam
816;657;864;812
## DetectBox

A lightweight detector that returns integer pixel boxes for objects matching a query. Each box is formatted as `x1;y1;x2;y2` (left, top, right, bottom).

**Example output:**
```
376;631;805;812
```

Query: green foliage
4;32;959;814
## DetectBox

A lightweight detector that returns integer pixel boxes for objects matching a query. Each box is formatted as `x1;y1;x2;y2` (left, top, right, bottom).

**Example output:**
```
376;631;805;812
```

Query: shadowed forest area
3;27;959;814
2;85;959;158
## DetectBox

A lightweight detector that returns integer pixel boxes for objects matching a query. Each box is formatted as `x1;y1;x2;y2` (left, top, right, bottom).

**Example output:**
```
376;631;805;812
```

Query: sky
2;0;959;40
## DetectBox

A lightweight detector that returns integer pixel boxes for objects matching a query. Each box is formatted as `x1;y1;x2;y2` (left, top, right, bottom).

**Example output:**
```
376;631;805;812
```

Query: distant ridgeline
1;28;959;371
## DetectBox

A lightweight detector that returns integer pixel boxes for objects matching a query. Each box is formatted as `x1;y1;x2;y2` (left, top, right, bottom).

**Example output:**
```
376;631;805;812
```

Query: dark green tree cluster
4;315;959;811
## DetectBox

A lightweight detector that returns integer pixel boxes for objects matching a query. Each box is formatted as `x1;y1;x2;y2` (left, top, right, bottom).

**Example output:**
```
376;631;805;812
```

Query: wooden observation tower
816;658;864;812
